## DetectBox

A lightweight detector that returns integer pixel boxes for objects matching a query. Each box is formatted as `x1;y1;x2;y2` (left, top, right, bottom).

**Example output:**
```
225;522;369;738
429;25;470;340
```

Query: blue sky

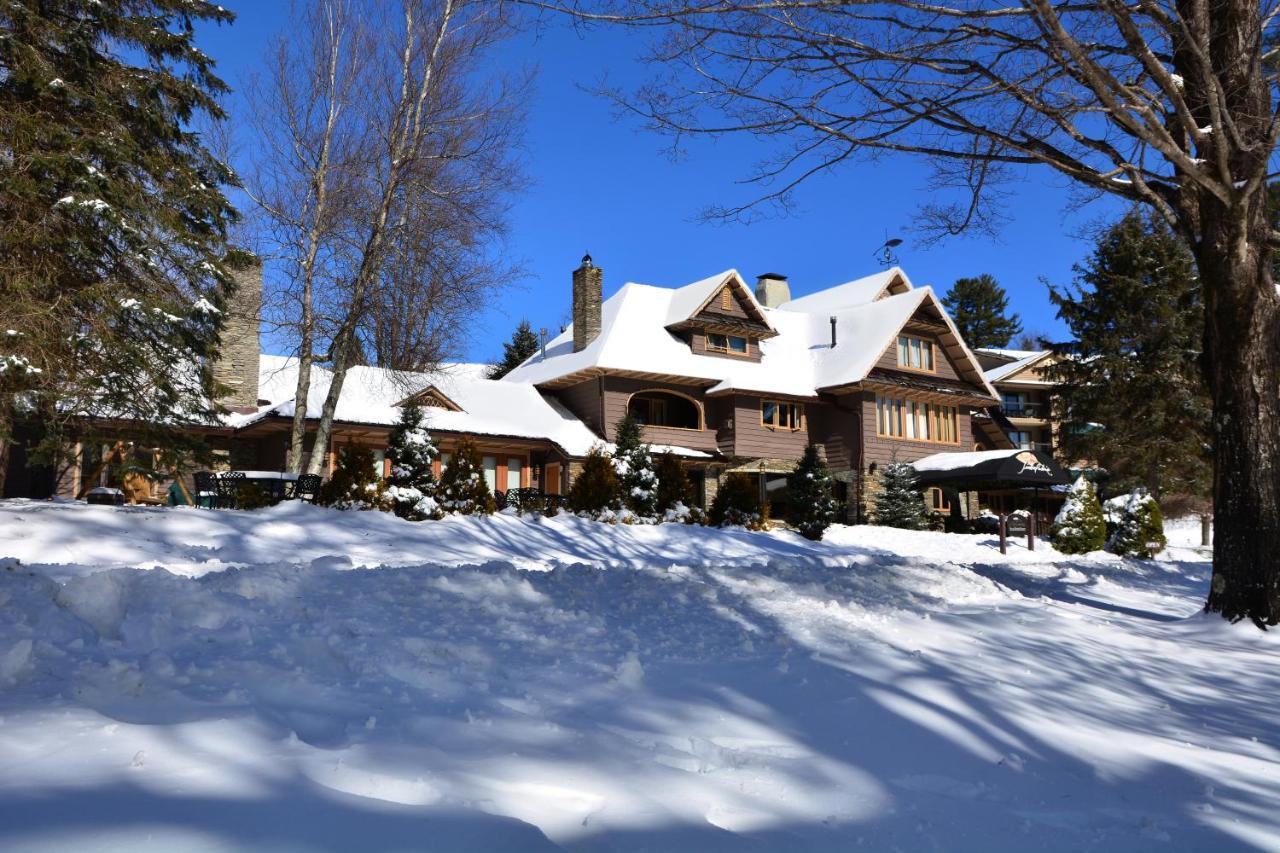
200;3;1126;364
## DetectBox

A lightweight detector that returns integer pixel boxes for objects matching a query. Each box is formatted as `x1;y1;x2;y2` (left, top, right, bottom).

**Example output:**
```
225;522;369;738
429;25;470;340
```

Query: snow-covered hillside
0;501;1274;852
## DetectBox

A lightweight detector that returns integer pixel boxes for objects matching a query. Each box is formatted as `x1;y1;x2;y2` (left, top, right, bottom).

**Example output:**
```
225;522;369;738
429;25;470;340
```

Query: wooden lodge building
4;255;1071;520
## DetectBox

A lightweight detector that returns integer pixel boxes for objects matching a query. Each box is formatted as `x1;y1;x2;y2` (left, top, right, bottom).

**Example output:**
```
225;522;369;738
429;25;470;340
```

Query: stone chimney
214;257;262;413
754;272;791;308
572;253;603;352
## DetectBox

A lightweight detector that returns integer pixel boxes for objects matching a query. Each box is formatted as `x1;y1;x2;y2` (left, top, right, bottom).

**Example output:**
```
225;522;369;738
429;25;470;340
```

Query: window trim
895;334;937;373
874;394;961;445
705;332;751;357
761;399;805;432
625;388;706;432
928;487;951;514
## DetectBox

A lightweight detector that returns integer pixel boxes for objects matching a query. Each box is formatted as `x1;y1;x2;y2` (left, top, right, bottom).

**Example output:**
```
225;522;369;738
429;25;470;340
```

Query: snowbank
0;500;1275;852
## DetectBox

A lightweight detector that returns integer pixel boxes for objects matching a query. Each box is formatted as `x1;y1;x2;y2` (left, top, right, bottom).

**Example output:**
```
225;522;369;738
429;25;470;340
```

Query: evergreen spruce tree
566;445;621;517
487;320;541;379
318;444;383;510
942;274;1023;349
0;1;239;489
1046;211;1211;501
612;414;659;518
787;444;841;540
870;462;929;530
437;438;495;515
654;452;697;519
1050;476;1108;554
1108;488;1167;558
708;473;768;529
383;403;440;520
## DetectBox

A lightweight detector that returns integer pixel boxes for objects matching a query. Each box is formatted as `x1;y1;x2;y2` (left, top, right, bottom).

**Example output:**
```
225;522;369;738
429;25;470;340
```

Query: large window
897;335;935;371
707;333;748;355
761;400;804;431
875;395;959;443
628;391;701;430
1008;430;1033;449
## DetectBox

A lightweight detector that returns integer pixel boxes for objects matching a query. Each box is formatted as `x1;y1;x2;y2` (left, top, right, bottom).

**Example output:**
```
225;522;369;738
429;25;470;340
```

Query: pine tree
787;444;841;540
437;437;495;515
1108;488;1167;558
709;473;768;529
0;1;239;488
942;274;1023;349
1050;476;1107;554
383;403;440;520
488;320;541;379
654;452;696;519
318;443;383;510
871;462;929;530
612;414;659;518
1046;211;1211;501
566;445;621;517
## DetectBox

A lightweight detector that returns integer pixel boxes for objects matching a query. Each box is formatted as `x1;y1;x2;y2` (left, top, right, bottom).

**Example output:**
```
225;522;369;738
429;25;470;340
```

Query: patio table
218;471;300;502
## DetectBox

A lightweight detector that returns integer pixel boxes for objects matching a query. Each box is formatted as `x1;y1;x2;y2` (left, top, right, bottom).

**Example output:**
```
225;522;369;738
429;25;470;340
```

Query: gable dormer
397;385;463;411
665;272;777;361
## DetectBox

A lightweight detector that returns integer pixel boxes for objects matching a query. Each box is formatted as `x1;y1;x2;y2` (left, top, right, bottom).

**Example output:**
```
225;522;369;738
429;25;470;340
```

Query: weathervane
874;234;903;268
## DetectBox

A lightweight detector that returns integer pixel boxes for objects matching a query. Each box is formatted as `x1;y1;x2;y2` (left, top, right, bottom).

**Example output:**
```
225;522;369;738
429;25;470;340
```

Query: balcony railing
1013;440;1054;453
1002;402;1048;418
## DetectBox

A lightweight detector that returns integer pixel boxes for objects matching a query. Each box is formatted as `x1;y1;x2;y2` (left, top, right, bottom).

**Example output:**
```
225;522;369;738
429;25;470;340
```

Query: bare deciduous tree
544;0;1280;625
244;0;526;475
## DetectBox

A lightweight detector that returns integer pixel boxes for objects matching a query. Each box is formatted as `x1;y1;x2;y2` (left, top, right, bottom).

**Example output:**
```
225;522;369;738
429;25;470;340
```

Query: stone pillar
213;258;262;413
572;254;603;352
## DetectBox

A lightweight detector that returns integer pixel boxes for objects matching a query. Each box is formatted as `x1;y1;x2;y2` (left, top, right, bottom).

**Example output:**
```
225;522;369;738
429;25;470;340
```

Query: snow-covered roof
505;267;998;401
980;349;1052;383
775;267;911;315
232;355;709;459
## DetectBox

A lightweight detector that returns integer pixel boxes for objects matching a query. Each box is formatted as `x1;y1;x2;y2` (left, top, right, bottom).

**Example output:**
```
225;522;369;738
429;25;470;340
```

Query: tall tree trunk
1199;205;1280;625
304;326;360;477
286;349;312;473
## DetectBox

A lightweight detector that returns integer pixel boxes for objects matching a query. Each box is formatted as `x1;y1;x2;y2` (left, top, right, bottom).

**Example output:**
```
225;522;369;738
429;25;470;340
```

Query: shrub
1108;488;1167;558
654;452;695;516
437;438;495;515
787;444;840;540
1051;476;1107;553
383;403;440;520
871;462;929;530
318;443;383;510
567;445;621;517
709;472;768;530
613;414;658;518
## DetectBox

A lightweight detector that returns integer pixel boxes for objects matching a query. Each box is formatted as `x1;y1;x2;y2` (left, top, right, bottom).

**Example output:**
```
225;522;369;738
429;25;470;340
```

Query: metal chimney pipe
830;316;837;348
539;327;548;359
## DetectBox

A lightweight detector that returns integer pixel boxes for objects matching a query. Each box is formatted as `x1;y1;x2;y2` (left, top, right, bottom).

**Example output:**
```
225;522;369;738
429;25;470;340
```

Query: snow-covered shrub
1051;476;1107;553
654;452;700;522
318;443;383;510
382;403;440;520
787;444;840;540
871;462;928;530
567;444;621;517
1108;488;1167;558
437;438;495;515
709;473;768;530
613;414;658;519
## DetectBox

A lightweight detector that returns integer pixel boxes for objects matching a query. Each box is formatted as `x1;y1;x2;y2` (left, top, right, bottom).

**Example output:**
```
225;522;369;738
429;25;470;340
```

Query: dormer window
708;333;748;355
897;334;935;371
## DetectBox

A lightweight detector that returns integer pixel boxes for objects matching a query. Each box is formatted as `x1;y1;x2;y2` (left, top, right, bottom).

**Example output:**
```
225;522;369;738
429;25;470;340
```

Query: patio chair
192;471;219;509
291;473;322;503
214;471;245;509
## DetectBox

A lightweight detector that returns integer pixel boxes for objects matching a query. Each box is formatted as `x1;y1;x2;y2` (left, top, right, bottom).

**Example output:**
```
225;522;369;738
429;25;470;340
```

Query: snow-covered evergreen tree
1051;476;1107;553
654;452;699;522
438;438;495;515
709;473;768;529
613;414;658;518
1108;488;1167;558
383;403;440;520
487;320;541;378
567;445;621;517
318;444;383;510
787;444;840;540
871;462;929;530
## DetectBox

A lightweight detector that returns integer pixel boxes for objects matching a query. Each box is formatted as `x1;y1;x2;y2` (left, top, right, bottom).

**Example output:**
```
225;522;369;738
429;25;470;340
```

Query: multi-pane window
1008;430;1034;449
761;400;804;430
897;335;935;371
875;395;959;443
707;333;748;354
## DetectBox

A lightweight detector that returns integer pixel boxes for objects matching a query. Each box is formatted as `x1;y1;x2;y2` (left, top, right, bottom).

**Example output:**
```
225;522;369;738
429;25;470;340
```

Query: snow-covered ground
0;501;1274;852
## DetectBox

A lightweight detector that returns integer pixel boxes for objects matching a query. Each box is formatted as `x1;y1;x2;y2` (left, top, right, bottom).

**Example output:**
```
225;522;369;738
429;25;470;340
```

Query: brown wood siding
807;396;861;472
600;375;720;452
689;329;763;363
696;285;751;320
860;392;975;468
729;394;811;459
552;379;605;435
